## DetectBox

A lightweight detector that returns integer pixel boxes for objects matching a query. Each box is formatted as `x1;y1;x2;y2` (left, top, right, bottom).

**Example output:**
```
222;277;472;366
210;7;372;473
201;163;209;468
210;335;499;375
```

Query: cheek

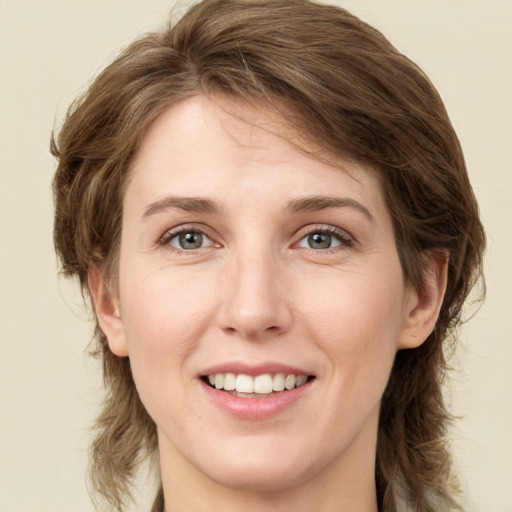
117;267;222;433
304;268;404;339
298;266;405;390
122;264;215;337
118;266;218;388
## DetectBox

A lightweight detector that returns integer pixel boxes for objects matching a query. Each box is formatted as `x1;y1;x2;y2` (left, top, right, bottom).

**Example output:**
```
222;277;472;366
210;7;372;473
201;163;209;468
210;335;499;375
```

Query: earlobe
88;264;129;357
398;251;449;350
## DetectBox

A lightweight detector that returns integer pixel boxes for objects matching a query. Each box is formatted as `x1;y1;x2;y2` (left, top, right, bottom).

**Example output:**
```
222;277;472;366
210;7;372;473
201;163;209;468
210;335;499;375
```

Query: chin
205;459;312;493
191;440;323;494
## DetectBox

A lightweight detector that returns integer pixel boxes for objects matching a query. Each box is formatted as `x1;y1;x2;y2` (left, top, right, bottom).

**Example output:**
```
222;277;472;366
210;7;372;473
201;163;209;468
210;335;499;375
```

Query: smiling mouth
201;373;315;397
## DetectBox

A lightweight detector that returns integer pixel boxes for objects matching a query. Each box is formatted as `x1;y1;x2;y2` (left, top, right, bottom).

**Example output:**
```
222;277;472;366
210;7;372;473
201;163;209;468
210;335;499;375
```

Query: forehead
127;95;384;211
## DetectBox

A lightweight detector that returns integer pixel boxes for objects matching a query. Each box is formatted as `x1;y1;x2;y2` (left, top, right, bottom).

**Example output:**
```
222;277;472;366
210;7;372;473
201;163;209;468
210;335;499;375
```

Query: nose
217;249;292;340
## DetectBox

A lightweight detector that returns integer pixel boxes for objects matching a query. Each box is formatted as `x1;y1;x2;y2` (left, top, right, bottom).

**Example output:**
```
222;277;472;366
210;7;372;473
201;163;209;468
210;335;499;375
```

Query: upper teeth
207;373;308;394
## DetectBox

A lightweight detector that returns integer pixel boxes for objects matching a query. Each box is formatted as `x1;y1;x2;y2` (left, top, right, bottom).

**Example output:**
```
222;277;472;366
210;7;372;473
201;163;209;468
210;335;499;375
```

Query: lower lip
199;379;313;420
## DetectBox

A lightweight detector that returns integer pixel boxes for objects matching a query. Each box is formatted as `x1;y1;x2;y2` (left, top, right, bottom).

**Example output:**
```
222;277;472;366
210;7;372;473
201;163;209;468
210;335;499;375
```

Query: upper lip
199;361;314;377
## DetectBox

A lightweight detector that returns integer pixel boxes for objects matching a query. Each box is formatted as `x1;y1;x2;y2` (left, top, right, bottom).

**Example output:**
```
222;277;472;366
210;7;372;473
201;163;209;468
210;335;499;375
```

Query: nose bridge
218;239;290;338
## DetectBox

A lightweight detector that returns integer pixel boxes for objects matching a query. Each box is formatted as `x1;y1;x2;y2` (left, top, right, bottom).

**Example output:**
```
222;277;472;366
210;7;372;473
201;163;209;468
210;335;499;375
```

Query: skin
90;96;447;512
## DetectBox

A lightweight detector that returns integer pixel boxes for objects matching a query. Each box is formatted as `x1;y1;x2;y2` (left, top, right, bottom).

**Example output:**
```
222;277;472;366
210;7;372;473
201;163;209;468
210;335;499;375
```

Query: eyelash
159;225;217;254
296;225;354;253
158;224;354;254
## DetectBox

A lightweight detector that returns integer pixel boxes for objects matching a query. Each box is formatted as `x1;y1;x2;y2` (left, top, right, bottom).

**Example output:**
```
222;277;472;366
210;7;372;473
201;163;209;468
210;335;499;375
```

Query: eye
296;227;352;250
299;232;341;250
166;230;214;250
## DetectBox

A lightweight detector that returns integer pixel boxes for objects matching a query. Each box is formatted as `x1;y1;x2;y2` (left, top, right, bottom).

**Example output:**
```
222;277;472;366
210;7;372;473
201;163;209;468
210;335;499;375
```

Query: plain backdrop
1;1;511;511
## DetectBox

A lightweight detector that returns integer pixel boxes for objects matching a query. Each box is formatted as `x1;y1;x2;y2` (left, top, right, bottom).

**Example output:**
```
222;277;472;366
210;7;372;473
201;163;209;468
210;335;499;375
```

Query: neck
163;481;378;512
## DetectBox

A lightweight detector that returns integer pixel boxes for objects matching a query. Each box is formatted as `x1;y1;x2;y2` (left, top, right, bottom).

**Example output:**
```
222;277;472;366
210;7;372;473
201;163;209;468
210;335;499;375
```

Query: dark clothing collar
151;487;164;512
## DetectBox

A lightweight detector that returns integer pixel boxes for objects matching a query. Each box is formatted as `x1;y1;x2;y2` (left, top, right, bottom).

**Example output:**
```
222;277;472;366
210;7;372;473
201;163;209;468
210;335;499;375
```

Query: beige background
1;1;510;510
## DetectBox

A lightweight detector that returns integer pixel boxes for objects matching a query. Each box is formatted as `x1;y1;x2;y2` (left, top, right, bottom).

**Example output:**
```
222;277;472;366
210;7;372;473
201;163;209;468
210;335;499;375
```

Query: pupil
179;232;203;249
309;232;331;249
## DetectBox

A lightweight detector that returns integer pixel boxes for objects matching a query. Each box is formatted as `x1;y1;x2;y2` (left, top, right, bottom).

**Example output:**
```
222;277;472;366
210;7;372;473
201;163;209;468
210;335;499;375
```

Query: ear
397;251;449;350
88;264;129;357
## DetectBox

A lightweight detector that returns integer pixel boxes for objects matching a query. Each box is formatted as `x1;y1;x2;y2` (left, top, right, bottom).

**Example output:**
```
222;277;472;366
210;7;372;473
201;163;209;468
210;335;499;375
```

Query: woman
51;0;485;511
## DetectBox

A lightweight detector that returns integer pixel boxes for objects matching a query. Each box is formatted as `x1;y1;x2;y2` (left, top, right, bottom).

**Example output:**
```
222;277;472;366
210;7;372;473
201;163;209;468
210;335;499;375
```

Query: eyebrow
284;195;374;223
142;196;224;218
142;194;374;222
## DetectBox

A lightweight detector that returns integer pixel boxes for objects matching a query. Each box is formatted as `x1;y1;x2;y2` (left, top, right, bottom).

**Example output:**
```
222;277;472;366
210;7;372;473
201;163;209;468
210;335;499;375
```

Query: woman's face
100;96;424;494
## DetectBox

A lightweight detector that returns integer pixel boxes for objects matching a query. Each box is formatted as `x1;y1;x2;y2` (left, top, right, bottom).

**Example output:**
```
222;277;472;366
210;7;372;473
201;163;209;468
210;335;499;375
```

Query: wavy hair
51;1;485;510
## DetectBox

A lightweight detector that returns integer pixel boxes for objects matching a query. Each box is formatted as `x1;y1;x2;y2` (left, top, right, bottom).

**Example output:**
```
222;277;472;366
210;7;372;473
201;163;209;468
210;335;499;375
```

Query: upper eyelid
161;223;215;237
296;224;354;240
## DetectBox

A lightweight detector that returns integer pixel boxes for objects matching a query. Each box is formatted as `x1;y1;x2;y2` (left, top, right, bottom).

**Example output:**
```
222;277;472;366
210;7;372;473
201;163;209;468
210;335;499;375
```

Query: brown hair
51;1;485;510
